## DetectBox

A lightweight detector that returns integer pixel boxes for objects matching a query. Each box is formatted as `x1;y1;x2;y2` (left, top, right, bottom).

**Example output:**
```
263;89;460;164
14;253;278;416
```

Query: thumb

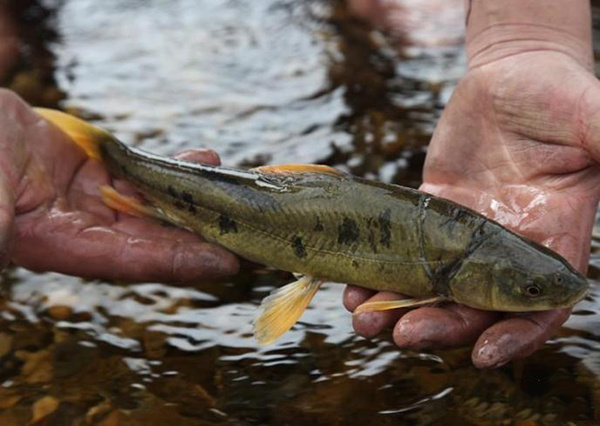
0;173;14;270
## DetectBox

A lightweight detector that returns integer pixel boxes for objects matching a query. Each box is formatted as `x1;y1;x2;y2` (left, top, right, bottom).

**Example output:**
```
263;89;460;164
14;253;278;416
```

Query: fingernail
474;343;508;369
395;319;427;348
394;318;442;349
203;149;220;165
201;248;240;278
174;149;220;165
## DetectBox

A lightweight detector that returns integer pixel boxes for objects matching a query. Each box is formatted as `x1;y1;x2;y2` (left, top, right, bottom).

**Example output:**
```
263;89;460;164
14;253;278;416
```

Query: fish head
448;234;588;312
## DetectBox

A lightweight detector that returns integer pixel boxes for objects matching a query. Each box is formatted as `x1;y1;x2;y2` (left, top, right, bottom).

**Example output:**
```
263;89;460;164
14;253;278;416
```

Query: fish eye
525;285;542;297
555;276;564;285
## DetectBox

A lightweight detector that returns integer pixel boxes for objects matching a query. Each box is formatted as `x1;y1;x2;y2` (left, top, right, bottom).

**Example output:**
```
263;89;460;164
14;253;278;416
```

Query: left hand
0;89;239;282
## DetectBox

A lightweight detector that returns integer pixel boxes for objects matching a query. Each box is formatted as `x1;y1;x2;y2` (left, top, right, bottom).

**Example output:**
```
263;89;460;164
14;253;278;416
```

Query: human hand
0;89;239;282
345;16;600;367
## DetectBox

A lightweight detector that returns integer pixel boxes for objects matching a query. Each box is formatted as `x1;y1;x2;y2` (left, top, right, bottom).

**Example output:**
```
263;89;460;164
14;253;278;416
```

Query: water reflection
0;0;599;424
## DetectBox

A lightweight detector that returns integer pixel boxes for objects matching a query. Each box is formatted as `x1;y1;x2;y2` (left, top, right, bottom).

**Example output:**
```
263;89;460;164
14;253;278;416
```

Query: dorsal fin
253;164;345;178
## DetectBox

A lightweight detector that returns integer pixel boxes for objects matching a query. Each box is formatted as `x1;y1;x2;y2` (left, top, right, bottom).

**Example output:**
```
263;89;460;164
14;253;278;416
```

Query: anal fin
353;296;444;315
254;275;323;345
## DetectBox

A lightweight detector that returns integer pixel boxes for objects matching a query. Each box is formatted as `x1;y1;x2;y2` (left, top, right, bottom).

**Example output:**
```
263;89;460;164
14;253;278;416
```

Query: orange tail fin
34;108;115;162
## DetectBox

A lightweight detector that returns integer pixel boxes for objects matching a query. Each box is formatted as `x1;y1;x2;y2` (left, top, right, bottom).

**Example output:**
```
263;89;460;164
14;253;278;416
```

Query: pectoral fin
100;185;157;219
254;275;323;345
353;296;445;315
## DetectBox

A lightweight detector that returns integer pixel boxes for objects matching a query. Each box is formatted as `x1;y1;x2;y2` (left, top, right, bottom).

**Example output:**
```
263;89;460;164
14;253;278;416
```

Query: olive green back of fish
95;138;495;299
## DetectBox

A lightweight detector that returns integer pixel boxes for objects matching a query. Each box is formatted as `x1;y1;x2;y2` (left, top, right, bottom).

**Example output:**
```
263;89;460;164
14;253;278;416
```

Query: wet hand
345;50;600;368
0;90;239;282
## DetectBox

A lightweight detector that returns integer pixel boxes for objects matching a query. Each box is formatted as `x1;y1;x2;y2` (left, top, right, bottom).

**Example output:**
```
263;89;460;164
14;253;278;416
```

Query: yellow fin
254;276;323;345
100;185;156;219
253;164;344;177
353;296;444;315
34;108;113;162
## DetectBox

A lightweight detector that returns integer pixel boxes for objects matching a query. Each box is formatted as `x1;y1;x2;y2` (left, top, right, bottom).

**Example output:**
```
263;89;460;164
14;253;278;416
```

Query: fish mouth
556;277;590;308
570;282;589;305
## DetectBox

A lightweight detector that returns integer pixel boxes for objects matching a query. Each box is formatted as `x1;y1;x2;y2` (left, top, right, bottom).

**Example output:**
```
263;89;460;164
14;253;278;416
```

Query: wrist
465;0;593;69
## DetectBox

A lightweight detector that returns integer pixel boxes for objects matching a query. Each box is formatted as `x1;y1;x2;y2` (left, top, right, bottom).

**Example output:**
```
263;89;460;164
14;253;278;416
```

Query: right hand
346;49;600;368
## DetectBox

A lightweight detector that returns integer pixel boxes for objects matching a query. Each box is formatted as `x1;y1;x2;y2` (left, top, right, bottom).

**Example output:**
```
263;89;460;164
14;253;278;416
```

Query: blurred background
1;0;600;424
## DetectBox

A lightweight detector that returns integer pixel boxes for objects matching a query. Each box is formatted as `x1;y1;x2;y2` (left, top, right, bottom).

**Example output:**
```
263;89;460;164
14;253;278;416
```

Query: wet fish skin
35;108;588;315
94;122;588;313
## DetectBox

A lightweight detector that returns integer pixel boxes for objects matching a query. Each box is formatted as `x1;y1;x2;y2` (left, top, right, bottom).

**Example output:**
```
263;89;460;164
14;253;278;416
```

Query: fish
35;108;589;344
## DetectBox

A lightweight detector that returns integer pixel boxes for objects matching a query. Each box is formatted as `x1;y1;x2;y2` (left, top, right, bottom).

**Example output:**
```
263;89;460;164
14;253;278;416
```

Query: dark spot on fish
188;205;196;214
366;216;378;229
365;217;378;253
219;214;238;235
352;260;360;269
367;228;378;254
167;185;178;198
314;217;324;232
174;201;185;210
182;191;194;204
378;209;392;248
338;218;359;245
292;236;306;259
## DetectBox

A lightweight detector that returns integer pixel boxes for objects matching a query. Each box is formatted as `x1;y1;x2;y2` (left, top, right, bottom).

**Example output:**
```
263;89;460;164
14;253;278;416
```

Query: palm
424;52;600;270
0;90;238;282
346;52;600;367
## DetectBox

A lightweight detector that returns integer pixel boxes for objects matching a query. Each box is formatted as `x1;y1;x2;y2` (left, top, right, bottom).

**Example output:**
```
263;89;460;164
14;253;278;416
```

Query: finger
174;149;221;166
352;291;409;338
392;304;499;350
66;160;116;223
472;308;570;369
13;210;239;283
343;285;375;312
